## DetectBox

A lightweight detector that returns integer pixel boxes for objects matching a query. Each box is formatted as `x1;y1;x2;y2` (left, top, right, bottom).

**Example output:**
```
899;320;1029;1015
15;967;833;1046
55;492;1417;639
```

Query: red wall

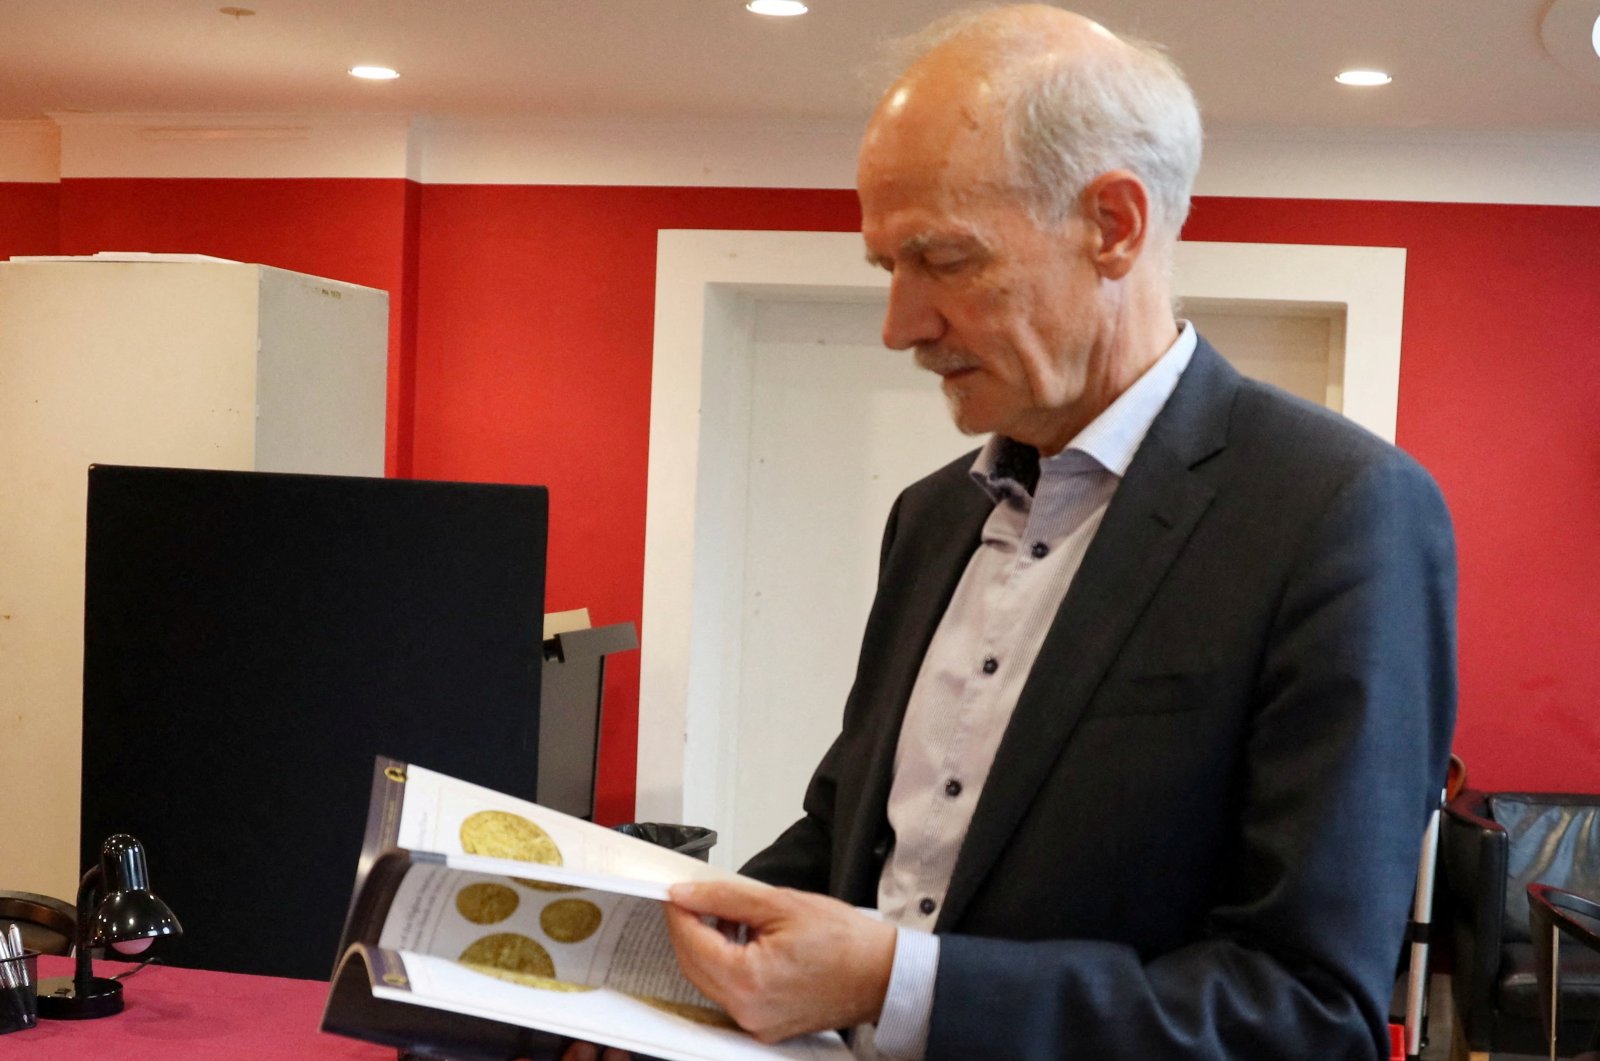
7;178;1597;815
0;181;60;256
1183;198;1600;793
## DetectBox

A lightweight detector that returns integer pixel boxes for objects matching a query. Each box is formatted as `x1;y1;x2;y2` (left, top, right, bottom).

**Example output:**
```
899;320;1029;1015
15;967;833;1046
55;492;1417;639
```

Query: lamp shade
88;888;181;947
87;834;182;946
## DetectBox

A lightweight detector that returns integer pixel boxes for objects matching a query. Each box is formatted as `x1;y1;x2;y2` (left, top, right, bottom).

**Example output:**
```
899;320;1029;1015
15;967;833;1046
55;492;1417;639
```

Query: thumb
669;878;786;924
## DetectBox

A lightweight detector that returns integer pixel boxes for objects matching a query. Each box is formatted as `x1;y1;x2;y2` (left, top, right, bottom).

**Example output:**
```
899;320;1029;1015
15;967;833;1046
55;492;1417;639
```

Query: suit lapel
937;340;1239;928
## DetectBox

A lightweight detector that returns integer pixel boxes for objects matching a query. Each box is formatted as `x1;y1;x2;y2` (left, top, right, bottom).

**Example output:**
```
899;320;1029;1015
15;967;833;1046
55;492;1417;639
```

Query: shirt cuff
871;925;938;1060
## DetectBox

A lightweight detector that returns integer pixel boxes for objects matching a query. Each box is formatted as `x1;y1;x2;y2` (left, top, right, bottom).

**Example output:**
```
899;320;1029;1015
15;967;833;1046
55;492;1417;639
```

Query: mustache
913;344;978;376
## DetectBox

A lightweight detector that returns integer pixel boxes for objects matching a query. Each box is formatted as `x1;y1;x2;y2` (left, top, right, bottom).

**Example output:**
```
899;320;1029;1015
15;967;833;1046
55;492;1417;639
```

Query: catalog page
394;763;736;891
373;861;850;1061
380;861;722;1017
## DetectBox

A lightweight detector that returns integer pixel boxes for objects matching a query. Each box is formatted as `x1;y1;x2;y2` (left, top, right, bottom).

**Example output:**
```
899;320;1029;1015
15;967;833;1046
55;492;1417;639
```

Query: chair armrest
0;890;77;956
1527;882;1600;1050
1441;790;1509;1039
1528;883;1600;952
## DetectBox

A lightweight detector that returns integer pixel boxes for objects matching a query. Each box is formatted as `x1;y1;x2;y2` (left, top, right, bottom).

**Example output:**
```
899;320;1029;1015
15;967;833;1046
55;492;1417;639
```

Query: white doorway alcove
639;230;1405;868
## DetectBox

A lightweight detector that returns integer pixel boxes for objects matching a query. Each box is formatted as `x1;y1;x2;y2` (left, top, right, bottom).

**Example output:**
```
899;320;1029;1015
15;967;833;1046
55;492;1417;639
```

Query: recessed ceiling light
746;1;808;16
1537;0;1600;84
348;66;400;81
1334;69;1392;87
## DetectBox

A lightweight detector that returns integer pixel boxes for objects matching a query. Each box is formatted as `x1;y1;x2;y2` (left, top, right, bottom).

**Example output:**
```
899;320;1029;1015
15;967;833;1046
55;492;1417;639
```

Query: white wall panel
0;120;59;182
421;118;1600;206
1198;130;1600;208
15;111;1600;207
53;113;414;180
414;116;860;189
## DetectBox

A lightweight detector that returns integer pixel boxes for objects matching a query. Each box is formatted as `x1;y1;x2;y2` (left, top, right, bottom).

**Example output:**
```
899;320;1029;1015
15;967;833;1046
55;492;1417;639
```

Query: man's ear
1081;170;1149;280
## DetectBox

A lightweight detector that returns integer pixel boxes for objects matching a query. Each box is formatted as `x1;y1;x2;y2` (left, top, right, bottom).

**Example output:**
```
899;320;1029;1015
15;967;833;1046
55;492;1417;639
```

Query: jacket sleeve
929;455;1457;1060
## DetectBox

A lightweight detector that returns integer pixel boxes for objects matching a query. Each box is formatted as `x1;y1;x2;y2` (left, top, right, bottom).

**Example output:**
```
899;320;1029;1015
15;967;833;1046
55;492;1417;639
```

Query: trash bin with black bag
612;823;717;862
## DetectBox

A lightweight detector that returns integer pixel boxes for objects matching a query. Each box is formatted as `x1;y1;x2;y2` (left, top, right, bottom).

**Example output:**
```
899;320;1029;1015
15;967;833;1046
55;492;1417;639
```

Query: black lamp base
36;975;124;1019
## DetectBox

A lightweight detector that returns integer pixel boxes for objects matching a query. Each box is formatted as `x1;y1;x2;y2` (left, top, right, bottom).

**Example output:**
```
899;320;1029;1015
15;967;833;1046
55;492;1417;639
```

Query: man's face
858;87;1108;456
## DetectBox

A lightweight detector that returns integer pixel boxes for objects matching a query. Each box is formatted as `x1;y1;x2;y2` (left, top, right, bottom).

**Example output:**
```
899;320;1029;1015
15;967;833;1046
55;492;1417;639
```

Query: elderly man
651;6;1454;1060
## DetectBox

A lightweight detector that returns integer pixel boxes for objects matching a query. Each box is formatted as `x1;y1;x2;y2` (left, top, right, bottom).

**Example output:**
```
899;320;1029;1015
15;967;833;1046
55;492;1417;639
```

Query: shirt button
919;897;937;916
1031;541;1049;559
945;778;962;798
981;656;999;675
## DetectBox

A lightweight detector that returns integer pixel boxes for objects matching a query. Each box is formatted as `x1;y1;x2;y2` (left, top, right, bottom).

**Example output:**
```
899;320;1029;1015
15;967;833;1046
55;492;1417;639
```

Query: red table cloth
6;954;392;1059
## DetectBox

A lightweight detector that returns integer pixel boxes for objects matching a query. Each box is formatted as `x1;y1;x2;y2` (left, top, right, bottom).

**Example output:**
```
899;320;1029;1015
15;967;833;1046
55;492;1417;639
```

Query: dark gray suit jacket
742;338;1457;1059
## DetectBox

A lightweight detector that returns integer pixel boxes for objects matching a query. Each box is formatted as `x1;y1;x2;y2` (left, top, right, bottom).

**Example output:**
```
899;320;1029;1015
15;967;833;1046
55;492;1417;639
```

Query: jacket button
945;778;962;797
1031;541;1049;559
981;656;999;675
919;897;937;916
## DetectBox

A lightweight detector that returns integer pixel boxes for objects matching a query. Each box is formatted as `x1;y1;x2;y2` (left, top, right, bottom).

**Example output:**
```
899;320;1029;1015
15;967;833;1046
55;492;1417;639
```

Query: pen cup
0;950;39;1033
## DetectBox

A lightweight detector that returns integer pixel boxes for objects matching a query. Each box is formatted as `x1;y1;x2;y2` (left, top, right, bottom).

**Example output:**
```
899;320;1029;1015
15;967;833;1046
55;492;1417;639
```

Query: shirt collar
971;321;1197;499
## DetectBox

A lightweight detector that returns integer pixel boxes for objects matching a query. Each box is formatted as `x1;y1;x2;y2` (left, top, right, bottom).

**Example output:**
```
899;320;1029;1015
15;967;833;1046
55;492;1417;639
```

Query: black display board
79;465;548;980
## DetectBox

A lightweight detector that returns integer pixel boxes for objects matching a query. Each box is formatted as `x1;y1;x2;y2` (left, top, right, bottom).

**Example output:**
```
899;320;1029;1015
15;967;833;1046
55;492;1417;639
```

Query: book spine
336;756;412;956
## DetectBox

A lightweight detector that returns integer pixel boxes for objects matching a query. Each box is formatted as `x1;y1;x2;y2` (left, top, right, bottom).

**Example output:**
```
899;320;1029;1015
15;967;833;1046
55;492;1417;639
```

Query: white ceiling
2;0;1598;132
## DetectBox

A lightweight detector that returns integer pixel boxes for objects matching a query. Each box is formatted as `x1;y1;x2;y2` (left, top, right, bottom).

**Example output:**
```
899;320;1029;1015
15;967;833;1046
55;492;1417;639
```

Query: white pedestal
0;254;388;896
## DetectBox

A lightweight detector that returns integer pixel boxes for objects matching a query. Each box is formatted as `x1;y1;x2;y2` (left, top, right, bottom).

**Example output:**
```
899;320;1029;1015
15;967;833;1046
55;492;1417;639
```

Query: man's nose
881;272;944;351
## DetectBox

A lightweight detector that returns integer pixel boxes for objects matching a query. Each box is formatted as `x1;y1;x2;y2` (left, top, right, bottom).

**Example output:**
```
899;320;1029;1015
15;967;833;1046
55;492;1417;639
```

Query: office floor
1414;973;1454;1061
1409;973;1545;1061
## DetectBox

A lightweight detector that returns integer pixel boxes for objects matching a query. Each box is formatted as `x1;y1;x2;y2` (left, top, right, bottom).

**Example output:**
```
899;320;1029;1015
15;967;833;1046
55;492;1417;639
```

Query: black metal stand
36;974;123;1020
34;863;122;1019
537;622;637;819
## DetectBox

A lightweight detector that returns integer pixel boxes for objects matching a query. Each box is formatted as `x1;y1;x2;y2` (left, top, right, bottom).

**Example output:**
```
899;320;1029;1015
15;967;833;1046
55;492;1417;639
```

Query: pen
0;925;14;990
6;925;23;988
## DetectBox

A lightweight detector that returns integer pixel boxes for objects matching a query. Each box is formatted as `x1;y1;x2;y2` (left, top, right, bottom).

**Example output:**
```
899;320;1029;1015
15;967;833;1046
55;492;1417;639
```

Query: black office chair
0;890;76;956
1527;882;1600;1061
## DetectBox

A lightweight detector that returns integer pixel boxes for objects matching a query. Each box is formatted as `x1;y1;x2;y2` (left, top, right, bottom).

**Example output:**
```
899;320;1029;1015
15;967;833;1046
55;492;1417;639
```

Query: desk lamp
37;834;182;1019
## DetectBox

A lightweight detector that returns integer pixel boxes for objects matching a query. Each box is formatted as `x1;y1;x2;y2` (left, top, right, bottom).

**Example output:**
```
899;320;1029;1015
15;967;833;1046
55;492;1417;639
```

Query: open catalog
321;757;851;1061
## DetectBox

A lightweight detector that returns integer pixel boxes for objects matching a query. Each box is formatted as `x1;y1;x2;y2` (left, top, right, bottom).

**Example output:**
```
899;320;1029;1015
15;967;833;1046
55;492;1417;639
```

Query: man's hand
664;878;896;1044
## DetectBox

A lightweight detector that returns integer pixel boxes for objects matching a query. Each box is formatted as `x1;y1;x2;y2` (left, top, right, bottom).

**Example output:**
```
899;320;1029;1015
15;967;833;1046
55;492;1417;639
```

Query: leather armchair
1440;790;1600;1054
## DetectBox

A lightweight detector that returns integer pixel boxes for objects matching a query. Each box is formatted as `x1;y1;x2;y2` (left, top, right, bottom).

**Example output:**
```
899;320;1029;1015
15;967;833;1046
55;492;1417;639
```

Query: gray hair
890;7;1203;236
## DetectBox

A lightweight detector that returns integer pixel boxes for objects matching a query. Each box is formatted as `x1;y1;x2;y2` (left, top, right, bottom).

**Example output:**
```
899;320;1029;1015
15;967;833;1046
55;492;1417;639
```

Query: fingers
664;901;739;998
663;886;898;1042
667;878;785;924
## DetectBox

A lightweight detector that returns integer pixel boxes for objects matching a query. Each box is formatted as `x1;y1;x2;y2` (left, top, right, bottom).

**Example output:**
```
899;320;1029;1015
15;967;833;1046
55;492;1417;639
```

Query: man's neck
1031;313;1181;457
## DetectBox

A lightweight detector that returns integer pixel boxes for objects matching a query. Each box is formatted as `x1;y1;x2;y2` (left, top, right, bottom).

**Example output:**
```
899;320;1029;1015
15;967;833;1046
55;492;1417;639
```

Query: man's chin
943;395;995;439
